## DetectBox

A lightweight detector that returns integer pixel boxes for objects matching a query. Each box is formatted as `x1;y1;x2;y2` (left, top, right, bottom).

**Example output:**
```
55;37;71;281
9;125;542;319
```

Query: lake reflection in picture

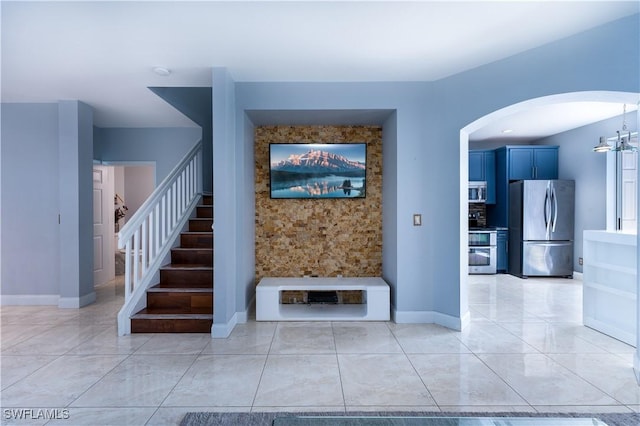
269;143;366;199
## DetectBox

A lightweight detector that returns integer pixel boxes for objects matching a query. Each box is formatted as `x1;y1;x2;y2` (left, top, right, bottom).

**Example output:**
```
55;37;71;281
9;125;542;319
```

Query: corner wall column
211;67;238;337
58;100;96;308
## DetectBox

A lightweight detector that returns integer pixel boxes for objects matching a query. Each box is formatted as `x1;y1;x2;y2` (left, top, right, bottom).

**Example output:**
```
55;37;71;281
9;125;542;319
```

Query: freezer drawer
522;241;573;277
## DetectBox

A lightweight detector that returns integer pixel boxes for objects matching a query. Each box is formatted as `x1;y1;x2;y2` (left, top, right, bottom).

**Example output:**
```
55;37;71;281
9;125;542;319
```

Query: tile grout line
386;322;441;412
145;336;210;425
470;351;537;413
331;321;348;413
249;322;278;412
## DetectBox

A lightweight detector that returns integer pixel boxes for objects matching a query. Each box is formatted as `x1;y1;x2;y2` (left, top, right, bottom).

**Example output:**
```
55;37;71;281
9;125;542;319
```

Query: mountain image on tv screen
269;143;367;199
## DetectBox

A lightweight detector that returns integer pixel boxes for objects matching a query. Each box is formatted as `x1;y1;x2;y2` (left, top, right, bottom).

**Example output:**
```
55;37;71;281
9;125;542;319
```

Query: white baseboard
58;291;96;308
393;309;467;331
572;271;583;281
1;294;60;306
211;313;238;338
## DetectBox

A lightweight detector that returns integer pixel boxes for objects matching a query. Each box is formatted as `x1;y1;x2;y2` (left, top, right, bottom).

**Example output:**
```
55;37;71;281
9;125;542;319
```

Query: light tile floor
1;274;638;425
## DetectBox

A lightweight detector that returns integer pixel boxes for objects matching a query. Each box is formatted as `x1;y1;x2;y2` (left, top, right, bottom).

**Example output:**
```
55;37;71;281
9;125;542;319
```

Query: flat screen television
269;143;367;199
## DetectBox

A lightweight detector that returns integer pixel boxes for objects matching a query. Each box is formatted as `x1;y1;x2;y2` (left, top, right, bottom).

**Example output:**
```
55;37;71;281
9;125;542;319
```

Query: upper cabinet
508;147;558;180
469;151;484;181
468;150;496;204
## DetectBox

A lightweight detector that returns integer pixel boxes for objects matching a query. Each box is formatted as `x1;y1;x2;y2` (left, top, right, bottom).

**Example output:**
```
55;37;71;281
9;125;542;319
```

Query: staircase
130;195;213;333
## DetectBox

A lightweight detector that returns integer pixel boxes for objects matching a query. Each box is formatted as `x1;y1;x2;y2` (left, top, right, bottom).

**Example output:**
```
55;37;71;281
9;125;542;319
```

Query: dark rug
180;411;640;426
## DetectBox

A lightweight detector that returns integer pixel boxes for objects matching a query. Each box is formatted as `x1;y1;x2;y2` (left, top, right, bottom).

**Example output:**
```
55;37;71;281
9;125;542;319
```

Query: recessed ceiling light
502;129;513;134
153;67;171;76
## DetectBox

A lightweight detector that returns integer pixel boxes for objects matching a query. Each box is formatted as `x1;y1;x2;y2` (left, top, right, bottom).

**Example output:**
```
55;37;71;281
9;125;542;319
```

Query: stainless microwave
468;181;487;203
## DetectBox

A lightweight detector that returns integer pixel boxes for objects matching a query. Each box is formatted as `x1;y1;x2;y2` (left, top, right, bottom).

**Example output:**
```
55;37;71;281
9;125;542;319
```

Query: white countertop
584;230;637;245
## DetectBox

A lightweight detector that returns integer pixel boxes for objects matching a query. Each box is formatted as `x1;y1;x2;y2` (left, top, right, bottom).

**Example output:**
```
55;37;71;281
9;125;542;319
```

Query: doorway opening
93;163;155;287
459;91;640;325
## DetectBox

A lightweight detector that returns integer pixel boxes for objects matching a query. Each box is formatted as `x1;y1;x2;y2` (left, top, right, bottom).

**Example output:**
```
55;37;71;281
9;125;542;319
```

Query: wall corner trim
238;295;255;324
58;291;96;308
212;313;238;338
393;309;466;331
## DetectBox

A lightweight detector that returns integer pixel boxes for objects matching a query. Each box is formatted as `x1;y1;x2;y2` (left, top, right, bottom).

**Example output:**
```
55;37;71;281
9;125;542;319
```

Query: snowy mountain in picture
271;149;365;175
269;143;367;198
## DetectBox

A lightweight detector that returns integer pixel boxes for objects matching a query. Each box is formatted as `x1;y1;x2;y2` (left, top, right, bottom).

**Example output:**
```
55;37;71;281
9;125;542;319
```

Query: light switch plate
413;214;422;226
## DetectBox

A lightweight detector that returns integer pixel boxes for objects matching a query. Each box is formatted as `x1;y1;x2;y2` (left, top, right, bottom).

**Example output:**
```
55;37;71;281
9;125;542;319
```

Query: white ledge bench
256;277;390;321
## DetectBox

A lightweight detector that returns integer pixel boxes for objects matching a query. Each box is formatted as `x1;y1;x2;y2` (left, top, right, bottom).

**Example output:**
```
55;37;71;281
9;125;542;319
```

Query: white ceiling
470;101;639;143
1;1;639;136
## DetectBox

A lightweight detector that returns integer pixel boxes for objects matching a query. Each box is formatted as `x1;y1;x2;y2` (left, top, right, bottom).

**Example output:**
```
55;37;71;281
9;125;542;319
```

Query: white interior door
93;166;115;286
619;139;638;232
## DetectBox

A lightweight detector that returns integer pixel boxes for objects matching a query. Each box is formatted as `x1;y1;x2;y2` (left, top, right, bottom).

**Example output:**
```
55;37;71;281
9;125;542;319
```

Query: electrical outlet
579;257;583;265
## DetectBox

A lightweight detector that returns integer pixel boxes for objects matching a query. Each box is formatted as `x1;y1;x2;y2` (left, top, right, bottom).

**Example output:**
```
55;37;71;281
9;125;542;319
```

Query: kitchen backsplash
469;203;487;227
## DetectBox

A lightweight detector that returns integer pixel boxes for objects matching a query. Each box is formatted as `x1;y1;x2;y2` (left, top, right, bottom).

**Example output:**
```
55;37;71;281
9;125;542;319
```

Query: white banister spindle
167;189;172;234
124;239;132;300
141;218;148;274
180;173;185;211
173;181;178;228
179;174;184;212
148;213;154;260
133;228;140;286
161;194;167;246
187;163;192;202
154;204;160;256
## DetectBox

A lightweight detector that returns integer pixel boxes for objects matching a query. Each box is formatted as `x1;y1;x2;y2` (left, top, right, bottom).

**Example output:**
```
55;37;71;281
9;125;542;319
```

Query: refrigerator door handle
544;186;551;237
551;185;558;232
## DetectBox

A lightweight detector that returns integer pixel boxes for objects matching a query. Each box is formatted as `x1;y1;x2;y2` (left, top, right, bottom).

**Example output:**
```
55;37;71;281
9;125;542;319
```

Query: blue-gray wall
382;112;398;306
1;14;638;327
1;104;60;300
209;13;639;332
2;101;95;307
537;111;639;273
211;67;241;336
1;108;201;304
94;127;202;184
58;101;95;307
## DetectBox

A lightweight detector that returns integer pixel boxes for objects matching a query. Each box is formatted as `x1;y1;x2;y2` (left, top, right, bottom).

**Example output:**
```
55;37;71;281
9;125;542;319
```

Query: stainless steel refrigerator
509;180;575;278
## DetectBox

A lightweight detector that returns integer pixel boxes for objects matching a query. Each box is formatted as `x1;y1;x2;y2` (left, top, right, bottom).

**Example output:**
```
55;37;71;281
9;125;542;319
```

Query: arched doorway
459;90;639;320
459;90;640;379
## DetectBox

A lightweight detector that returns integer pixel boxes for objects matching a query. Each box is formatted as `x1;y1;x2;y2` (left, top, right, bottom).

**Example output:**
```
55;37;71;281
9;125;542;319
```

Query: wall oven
469;229;497;274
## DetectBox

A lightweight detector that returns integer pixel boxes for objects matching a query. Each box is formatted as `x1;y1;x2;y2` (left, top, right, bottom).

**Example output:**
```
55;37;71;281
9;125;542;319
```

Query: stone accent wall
255;126;383;288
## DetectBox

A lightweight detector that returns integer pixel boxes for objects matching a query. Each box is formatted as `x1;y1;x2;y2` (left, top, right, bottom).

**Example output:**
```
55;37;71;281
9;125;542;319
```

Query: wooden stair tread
161;264;213;270
152;281;212;289
134;308;212;318
132;314;213;320
148;286;212;293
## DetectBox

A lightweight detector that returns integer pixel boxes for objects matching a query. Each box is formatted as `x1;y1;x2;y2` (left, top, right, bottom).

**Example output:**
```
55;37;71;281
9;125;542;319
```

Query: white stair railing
117;142;203;335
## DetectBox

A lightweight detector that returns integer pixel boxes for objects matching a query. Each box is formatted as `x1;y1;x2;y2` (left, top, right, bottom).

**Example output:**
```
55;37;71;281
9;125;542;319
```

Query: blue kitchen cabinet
508;147;558;180
497;228;508;273
469;151;484;181
468;150;496;204
484;151;496;204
